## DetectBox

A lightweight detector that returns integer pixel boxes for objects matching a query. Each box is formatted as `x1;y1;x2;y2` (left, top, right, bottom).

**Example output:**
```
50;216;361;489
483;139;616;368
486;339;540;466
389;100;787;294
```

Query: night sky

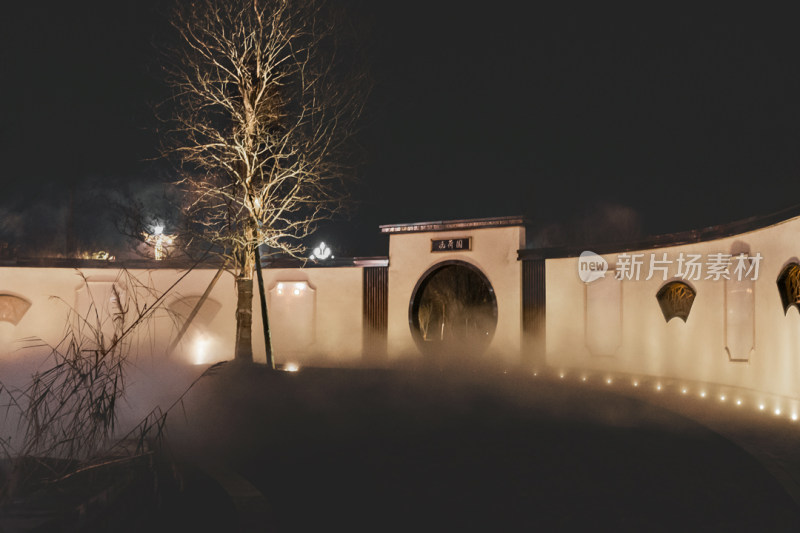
2;2;800;257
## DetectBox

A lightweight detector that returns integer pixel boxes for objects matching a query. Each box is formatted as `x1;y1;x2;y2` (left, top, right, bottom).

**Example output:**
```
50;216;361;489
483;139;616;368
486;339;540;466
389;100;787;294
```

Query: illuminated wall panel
268;281;316;357
725;277;754;361
585;275;622;356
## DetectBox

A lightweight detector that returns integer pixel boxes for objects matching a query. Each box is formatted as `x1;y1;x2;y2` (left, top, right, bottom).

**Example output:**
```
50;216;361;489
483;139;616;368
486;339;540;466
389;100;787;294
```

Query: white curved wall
545;215;800;399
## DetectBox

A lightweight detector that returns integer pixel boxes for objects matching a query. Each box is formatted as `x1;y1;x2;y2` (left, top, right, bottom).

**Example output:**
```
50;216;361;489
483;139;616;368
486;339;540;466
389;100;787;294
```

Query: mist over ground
160;362;800;531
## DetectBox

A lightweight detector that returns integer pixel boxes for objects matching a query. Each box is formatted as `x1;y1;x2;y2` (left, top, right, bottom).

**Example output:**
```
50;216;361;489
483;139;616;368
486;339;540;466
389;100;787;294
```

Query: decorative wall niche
777;262;800;315
725;242;755;361
0;294;32;326
585;274;622;356
168;296;222;330
656;281;696;323
269;281;316;355
74;281;128;350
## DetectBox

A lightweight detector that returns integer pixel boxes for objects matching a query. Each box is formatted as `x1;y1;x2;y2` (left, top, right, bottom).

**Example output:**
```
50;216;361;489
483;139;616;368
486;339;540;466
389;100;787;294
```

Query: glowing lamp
310;242;332;260
194;336;210;365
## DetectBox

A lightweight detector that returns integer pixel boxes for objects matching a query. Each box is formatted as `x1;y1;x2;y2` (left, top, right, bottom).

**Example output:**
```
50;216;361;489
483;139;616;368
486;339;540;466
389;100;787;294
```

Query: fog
161;360;800;531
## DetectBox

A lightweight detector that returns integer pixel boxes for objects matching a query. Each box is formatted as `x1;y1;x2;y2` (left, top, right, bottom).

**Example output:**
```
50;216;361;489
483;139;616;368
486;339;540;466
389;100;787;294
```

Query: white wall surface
545;215;800;399
0;265;364;375
386;225;525;365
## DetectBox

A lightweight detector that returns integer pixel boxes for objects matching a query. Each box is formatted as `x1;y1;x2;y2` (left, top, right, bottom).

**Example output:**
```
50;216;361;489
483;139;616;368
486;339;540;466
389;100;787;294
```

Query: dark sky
2;2;800;257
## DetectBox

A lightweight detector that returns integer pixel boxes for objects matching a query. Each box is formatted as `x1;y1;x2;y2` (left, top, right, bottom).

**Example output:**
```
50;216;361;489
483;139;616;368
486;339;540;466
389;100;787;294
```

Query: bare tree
162;0;368;364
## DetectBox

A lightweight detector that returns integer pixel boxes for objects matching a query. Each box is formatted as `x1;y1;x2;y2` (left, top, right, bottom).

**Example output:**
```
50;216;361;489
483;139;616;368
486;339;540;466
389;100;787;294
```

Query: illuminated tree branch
162;0;367;362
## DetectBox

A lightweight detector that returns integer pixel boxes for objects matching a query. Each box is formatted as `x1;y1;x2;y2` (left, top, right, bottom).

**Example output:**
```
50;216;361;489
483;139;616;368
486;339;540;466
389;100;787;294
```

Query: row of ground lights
531;369;800;424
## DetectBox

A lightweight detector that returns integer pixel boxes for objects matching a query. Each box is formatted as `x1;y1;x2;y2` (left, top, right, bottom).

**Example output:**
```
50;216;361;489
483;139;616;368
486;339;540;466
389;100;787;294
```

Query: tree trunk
254;246;275;369
234;277;254;362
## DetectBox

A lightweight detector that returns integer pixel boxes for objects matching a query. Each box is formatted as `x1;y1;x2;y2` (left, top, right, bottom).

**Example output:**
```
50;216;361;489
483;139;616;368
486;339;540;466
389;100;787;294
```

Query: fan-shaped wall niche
0;294;32;326
656;281;696;323
168;296;223;330
777;262;800;315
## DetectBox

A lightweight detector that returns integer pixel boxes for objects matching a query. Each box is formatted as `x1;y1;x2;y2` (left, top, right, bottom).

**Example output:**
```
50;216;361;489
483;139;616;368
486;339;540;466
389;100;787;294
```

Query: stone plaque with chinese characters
431;237;471;252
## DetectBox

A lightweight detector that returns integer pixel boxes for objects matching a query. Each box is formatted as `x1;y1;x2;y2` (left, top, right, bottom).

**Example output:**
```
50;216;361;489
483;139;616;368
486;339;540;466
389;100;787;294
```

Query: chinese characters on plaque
431;237;471;252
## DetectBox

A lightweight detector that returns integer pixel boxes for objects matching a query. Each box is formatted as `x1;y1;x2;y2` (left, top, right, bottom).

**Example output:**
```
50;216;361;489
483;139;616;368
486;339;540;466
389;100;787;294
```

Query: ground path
154;365;800;532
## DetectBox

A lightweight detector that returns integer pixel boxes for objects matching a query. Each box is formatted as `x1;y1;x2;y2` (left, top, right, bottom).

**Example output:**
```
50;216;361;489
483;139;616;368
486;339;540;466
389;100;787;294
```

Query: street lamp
310;242;333;260
145;224;174;261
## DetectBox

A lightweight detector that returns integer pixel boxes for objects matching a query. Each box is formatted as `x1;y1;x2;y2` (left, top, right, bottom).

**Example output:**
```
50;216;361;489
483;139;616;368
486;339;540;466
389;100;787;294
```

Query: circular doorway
409;261;498;357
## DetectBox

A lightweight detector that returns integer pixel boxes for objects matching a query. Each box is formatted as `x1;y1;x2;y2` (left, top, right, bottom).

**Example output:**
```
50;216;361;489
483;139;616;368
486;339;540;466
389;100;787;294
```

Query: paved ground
160;365;800;532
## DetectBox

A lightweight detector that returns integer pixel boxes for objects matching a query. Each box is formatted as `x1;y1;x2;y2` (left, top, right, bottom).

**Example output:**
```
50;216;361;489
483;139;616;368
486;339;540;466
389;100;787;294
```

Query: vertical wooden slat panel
363;266;388;359
522;259;546;365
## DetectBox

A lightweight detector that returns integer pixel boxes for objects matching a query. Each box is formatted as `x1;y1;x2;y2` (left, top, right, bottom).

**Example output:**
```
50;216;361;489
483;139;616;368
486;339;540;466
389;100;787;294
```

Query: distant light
681;388;687;394
792;413;798;421
581;376;587;382
284;362;300;372
633;381;639;387
736;399;742;406
775;408;782;416
720;395;726;402
606;378;612;385
146;225;173;260
311;242;332;260
293;289;300;295
559;373;565;379
700;391;706;398
656;384;662;391
759;404;766;411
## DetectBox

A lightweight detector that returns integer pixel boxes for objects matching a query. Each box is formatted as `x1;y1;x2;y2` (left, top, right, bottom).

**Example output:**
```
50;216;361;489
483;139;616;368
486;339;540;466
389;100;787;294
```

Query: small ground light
759;404;766;411
656;384;662;391
681;388;687;394
720;395;726;402
775;408;782;416
633;381;639;387
606;378;612;385
284;362;300;372
736;399;742;406
700;391;706;398
792;413;798;421
559;373;565;379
